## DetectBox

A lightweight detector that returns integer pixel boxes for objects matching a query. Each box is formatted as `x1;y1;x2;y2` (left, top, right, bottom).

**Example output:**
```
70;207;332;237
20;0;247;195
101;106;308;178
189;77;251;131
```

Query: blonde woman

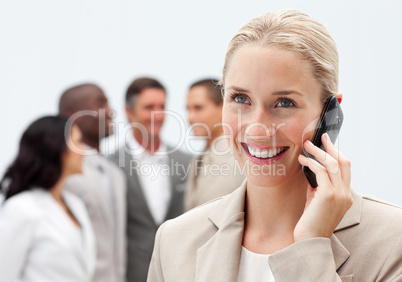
147;10;402;281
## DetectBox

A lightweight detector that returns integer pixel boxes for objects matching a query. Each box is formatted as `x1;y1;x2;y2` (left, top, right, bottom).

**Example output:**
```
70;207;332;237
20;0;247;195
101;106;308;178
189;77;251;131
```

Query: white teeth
247;145;285;159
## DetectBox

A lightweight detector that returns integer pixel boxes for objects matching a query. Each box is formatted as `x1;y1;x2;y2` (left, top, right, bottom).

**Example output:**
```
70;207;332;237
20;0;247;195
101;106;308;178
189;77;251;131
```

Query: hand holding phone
302;96;343;188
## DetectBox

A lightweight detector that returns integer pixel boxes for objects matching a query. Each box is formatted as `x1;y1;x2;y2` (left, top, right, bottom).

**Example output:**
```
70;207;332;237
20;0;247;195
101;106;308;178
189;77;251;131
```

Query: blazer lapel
194;183;363;279
195;182;247;282
38;191;89;270
63;191;95;274
332;189;363;270
86;164;113;215
184;156;201;210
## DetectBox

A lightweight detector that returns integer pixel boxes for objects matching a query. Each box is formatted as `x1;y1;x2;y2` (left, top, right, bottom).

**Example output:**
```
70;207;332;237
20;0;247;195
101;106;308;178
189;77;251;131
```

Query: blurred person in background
109;77;191;282
59;83;127;282
0;115;95;282
184;78;245;211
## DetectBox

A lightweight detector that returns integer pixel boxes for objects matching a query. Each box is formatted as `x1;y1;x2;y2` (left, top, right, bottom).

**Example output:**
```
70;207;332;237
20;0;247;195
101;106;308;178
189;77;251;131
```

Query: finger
303;140;342;187
298;154;334;189
321;133;351;187
320;134;341;175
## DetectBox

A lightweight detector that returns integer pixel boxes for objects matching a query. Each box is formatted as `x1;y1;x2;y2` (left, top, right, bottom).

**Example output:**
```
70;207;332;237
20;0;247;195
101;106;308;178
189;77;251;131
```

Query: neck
82;136;100;152
49;174;68;203
243;171;308;253
133;130;161;154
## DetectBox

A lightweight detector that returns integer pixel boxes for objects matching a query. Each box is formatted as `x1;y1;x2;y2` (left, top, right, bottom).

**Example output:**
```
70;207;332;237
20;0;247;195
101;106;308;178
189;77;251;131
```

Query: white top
0;188;96;282
237;247;275;282
127;135;171;225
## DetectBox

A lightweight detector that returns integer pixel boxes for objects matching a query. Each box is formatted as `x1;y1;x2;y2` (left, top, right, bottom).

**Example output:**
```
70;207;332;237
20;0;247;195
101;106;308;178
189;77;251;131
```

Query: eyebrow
226;86;250;93
272;90;303;96
226;86;303;96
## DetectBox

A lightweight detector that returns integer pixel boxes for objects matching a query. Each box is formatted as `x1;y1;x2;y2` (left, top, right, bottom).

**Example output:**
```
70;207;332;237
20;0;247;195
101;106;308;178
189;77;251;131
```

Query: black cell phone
302;96;344;188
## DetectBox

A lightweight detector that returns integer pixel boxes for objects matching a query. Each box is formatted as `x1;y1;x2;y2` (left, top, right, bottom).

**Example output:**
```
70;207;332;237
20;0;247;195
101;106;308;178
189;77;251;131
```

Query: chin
149;132;161;139
245;168;288;188
192;128;207;137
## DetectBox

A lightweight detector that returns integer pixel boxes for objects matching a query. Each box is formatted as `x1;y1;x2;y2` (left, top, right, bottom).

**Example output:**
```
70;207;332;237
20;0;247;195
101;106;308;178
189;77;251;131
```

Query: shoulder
337;191;402;249
335;192;402;279
360;194;402;230
167;146;192;164
104;156;126;178
107;145;128;164
0;190;46;221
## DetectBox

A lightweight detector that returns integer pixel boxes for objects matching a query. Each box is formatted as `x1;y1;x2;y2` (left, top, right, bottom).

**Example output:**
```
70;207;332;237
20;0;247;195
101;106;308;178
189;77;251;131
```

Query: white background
1;0;402;205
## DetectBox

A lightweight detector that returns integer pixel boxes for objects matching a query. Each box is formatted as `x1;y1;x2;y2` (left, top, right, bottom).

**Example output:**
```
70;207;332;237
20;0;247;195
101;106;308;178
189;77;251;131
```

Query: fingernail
324;133;330;141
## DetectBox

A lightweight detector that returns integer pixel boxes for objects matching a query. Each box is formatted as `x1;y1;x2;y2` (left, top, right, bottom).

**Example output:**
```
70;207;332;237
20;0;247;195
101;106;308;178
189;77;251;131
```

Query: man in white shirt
109;77;191;282
59;83;127;282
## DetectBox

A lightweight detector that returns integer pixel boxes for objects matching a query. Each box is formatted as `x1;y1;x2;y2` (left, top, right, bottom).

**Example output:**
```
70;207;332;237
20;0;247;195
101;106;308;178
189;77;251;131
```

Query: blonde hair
222;9;339;102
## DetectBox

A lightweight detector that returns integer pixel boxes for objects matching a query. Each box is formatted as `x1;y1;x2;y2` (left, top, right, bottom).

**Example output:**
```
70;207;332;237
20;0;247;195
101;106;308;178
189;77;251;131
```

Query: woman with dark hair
0;116;96;282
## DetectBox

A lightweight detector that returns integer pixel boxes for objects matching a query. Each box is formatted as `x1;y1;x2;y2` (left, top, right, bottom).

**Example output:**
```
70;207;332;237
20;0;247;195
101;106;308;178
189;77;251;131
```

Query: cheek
139;112;152;123
222;111;239;140
282;115;317;148
286;121;305;144
155;113;165;122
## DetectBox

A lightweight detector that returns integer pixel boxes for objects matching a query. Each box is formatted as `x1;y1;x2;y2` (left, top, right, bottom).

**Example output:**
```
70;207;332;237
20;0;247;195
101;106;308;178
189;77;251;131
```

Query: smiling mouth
242;143;289;159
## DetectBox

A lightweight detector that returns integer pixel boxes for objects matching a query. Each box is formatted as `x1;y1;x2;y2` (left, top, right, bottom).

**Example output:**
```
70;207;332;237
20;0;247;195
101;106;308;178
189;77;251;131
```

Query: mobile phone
302;96;343;188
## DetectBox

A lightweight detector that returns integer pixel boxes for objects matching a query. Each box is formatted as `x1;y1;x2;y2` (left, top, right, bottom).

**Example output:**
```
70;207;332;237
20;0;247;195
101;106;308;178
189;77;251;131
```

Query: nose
244;107;278;138
188;110;195;125
105;104;114;119
152;111;165;123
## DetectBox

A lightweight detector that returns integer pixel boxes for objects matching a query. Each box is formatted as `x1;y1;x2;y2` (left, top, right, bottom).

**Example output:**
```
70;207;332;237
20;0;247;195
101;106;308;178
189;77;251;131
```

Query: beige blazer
184;138;245;211
148;181;402;282
64;157;127;282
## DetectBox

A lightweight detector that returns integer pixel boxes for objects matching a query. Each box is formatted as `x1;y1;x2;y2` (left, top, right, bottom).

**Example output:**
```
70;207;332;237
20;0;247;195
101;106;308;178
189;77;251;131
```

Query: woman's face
62;125;84;176
222;45;323;187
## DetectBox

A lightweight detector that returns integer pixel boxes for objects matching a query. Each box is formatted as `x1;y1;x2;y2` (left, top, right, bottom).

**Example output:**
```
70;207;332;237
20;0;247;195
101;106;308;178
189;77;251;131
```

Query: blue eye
230;93;250;104
277;98;295;107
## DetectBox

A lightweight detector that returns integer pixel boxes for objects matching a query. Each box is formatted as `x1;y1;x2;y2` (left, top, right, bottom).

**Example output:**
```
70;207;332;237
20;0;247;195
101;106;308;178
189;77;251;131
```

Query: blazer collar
82;163;114;228
335;189;362;231
195;181;246;282
34;190;93;272
196;181;363;280
330;189;363;270
207;182;363;232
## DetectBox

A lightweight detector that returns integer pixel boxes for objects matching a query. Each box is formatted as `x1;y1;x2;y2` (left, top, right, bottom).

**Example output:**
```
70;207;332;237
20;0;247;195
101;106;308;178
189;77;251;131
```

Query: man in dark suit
109;77;191;282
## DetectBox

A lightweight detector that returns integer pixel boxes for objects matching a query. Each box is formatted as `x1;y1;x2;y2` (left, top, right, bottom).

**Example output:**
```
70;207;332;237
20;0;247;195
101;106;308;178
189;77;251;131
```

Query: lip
241;142;289;165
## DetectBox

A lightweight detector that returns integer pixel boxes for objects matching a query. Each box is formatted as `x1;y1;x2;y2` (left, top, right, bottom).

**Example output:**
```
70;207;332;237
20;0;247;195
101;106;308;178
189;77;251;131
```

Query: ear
334;93;343;104
125;105;134;123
